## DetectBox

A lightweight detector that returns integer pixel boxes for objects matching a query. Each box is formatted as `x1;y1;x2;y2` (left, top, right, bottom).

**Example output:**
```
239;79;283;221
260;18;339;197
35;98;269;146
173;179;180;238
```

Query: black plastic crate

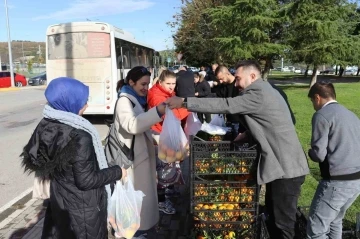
190;136;258;176
193;214;270;239
191;180;259;213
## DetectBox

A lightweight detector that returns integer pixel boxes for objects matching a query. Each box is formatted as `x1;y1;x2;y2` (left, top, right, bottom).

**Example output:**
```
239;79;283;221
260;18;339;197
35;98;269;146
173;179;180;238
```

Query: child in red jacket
147;70;189;215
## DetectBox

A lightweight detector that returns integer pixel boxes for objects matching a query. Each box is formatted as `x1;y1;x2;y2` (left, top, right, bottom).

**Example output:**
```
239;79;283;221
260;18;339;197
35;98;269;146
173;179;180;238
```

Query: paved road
0;88;109;209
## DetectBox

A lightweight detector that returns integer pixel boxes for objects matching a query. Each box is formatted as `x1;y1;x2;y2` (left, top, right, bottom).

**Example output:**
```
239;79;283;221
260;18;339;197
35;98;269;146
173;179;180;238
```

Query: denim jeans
306;179;360;239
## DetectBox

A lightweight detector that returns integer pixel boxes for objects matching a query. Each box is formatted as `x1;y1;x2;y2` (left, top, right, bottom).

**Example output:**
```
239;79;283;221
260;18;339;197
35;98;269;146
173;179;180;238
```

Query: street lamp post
4;0;15;87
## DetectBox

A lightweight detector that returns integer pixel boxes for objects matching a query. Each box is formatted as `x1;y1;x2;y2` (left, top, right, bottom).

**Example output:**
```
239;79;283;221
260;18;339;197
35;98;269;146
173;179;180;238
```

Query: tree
286;0;360;86
171;0;226;66
27;60;33;73
207;0;292;79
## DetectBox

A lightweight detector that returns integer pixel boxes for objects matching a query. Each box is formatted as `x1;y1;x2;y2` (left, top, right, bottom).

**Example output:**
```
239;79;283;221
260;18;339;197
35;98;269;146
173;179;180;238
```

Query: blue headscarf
45;77;89;115
120;85;147;107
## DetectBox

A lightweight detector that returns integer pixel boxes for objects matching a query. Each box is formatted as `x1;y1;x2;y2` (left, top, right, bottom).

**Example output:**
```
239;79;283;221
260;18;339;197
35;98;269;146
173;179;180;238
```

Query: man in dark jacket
214;65;246;134
206;63;222;95
175;66;195;97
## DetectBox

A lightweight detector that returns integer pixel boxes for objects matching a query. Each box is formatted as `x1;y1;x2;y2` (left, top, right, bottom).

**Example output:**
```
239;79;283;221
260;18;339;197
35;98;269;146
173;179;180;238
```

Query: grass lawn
279;82;360;228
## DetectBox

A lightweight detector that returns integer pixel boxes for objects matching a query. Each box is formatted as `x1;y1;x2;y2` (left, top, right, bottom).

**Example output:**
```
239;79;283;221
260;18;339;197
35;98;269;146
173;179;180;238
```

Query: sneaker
159;199;176;214
165;188;181;198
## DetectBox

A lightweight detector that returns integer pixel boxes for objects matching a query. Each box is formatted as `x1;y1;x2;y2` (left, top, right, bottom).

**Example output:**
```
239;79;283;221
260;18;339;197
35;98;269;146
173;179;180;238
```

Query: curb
0;85;46;92
0;88;20;92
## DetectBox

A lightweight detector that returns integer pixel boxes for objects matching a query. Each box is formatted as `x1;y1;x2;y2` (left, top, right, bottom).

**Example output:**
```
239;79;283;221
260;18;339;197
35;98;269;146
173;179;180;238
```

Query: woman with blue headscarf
21;77;126;239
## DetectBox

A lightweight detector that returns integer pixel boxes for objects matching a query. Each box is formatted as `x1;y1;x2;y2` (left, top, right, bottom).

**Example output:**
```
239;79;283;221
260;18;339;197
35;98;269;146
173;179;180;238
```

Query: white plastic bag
158;106;189;163
108;178;145;239
184;112;202;139
200;123;229;135
210;114;225;127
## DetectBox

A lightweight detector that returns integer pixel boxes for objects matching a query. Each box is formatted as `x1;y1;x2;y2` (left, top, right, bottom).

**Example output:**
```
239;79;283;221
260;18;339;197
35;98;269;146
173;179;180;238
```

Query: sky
0;0;181;51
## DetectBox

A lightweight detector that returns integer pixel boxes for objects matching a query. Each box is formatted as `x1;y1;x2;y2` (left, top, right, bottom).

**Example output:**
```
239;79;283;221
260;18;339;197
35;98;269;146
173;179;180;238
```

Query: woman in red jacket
147;69;189;215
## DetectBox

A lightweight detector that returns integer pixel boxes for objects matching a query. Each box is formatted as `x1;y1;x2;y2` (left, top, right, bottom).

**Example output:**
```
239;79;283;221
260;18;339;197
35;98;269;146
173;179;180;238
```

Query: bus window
48;32;111;59
115;38;121;69
130;45;139;67
119;40;130;69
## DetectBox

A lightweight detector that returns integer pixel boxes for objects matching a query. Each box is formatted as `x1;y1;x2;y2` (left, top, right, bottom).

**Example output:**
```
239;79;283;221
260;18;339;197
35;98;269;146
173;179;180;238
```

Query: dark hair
158;70;176;82
117;66;151;91
193;72;200;78
235;60;262;74
308;81;336;99
214;65;228;76
116;79;123;92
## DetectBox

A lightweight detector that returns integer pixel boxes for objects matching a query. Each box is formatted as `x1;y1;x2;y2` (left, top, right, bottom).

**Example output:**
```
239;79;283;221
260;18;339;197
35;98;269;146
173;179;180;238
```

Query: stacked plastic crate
190;135;265;239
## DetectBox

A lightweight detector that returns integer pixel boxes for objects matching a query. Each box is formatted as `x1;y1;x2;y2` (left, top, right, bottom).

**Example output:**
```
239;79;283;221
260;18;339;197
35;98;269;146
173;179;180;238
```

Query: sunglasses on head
137;67;150;74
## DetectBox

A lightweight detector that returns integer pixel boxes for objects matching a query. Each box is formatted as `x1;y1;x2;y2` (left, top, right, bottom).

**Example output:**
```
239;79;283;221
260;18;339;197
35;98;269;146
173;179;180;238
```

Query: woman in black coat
194;72;212;123
21;77;126;239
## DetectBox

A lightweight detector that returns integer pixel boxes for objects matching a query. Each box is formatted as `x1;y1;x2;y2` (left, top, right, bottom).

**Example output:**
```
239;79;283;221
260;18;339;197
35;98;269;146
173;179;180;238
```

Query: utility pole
4;0;15;87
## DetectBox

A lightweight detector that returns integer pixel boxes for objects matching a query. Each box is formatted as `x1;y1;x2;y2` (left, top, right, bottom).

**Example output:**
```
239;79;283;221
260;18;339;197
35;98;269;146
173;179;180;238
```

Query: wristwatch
182;98;188;108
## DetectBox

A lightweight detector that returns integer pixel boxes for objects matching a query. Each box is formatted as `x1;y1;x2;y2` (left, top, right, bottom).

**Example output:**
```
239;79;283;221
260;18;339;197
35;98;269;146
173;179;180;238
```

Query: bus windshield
48;32;111;59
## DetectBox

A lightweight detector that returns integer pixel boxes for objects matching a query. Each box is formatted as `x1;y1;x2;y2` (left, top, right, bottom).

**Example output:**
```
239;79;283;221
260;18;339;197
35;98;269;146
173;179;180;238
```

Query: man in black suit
175;66;195;98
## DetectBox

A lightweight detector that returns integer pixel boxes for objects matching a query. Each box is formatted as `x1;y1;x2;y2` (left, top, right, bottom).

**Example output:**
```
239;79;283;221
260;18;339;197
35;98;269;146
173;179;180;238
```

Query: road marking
0;187;33;214
0;88;20;92
0;197;37;229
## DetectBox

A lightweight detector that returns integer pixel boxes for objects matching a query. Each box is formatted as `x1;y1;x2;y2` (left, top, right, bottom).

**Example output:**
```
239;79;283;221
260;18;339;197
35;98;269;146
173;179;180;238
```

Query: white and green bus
46;21;160;115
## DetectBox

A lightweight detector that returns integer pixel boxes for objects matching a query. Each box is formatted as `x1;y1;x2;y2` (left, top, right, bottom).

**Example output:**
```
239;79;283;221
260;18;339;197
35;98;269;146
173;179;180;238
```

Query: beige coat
114;93;162;231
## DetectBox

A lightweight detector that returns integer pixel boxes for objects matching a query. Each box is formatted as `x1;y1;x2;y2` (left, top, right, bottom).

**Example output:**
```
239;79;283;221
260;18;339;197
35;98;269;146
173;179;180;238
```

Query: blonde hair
158;69;176;82
152;66;167;85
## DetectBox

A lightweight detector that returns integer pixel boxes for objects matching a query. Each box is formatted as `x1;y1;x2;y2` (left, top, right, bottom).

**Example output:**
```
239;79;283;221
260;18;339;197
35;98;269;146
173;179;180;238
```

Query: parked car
320;69;335;75
294;68;302;74
344;69;356;76
188;67;199;72
0;72;27;88
28;72;47;86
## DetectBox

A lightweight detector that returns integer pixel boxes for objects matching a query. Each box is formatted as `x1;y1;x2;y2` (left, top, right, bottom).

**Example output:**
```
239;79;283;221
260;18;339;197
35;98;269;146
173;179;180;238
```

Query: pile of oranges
193;203;254;222
194;184;255;203
195;160;250;174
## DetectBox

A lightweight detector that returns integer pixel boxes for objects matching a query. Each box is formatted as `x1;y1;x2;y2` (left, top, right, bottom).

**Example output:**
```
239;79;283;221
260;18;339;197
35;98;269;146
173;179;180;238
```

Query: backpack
104;96;136;169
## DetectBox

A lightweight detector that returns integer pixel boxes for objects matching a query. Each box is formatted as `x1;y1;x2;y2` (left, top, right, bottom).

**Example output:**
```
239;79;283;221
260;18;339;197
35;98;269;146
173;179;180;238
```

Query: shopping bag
158;106;188;163
184;112;202;139
32;177;50;200
210;114;225;127
108;178;145;239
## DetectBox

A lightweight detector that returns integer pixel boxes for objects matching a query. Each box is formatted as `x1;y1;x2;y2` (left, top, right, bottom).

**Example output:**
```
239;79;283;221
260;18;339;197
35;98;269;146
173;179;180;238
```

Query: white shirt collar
322;100;337;108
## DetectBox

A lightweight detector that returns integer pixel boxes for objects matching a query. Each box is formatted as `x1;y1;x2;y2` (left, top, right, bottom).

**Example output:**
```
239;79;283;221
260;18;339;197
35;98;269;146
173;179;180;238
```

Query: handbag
32;176;50;200
156;146;185;188
104;96;135;169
